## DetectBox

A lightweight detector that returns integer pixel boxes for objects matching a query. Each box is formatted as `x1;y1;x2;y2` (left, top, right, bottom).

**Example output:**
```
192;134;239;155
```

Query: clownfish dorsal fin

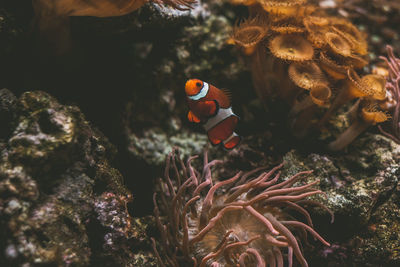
221;88;232;102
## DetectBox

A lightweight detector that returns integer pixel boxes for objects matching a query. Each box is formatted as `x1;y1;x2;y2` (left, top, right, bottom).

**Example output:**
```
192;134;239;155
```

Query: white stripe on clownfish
188;82;209;100
203;107;236;131
223;132;239;145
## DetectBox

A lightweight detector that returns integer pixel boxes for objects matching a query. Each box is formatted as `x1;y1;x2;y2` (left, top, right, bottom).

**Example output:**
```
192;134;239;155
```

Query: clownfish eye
196;82;202;87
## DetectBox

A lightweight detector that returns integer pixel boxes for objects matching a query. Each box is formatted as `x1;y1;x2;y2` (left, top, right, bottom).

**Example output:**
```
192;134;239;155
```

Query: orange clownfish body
185;79;241;150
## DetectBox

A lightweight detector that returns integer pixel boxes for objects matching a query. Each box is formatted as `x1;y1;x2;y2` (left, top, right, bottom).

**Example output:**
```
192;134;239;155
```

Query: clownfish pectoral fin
203;100;219;117
196;100;219;118
223;132;241;150
188;110;201;123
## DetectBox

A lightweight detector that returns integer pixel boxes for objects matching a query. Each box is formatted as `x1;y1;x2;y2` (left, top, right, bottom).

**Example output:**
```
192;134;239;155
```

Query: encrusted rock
0;90;156;266
280;134;400;265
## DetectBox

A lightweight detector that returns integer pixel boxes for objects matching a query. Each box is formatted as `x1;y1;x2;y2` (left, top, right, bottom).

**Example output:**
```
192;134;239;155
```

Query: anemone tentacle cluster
152;148;333;266
378;45;400;144
229;0;392;149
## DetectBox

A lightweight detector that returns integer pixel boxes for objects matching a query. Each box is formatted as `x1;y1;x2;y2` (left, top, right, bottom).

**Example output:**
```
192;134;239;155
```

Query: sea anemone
152;149;333;266
378;45;400;143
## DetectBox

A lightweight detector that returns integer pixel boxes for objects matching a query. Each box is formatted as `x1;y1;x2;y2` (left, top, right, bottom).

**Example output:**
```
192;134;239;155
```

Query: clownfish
185;79;241;150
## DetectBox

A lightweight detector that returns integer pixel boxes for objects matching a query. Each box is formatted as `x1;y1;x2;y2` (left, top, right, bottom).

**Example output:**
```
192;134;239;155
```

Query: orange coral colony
229;0;389;149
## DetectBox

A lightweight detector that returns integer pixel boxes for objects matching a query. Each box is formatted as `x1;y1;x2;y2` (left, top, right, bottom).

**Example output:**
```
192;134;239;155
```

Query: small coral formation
152;148;332;266
378;45;400;144
229;0;390;149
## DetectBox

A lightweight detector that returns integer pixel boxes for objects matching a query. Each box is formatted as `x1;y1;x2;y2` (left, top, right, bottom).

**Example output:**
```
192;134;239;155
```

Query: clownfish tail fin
208;135;222;146
223;132;241;150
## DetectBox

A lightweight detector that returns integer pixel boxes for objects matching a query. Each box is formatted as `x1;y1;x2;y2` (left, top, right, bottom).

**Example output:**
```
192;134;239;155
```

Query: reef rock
0;90;156;266
215;131;400;266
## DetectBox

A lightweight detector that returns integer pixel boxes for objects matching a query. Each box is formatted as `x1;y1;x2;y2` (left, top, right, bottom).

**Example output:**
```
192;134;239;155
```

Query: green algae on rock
0;90;156;266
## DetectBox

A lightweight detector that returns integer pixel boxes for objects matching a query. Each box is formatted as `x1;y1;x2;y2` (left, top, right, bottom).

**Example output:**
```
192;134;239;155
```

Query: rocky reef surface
1;0;399;266
0;89;156;266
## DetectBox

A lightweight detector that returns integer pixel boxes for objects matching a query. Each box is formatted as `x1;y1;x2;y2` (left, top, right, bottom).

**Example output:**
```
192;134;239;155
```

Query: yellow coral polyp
232;17;268;55
304;19;328;48
328;102;389;151
310;84;331;106
346;69;372;98
288;62;327;90
319;52;348;80
232;26;267;55
259;0;307;7
262;5;298;16
346;54;369;69
360;75;387;100
270;24;305;34
262;3;315;17
347;70;387;100
269;34;314;61
230;0;257;5
304;15;330;27
325;32;352;57
330;20;368;55
361;106;389;124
